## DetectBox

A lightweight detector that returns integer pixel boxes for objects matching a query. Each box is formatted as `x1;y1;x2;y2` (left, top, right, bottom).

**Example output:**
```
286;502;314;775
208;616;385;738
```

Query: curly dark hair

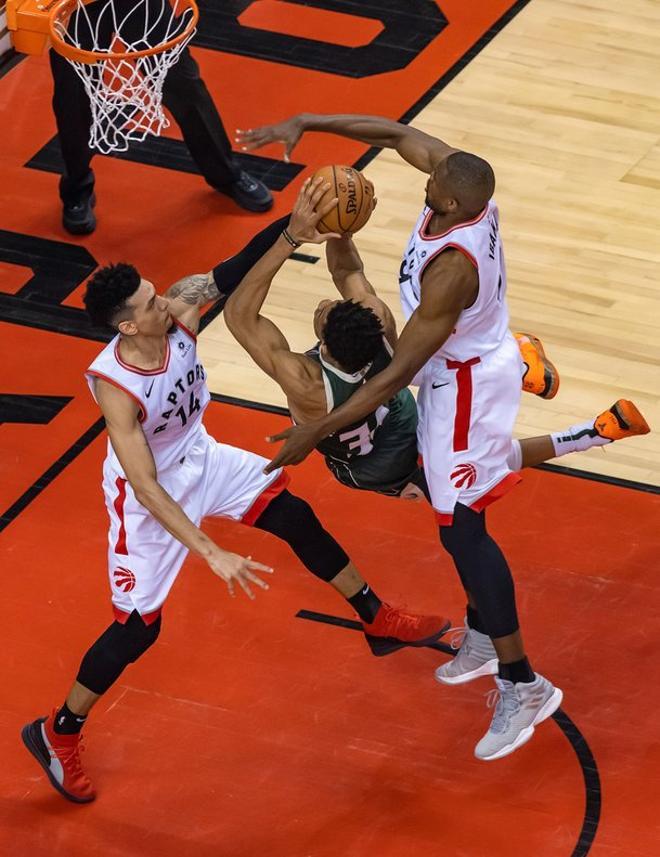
84;262;141;329
322;300;383;374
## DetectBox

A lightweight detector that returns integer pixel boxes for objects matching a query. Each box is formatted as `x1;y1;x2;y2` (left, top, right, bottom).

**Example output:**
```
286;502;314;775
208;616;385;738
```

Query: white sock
506;439;523;472
551;420;610;457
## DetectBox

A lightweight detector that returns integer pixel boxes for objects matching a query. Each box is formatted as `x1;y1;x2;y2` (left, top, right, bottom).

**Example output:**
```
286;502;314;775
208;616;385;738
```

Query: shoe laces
446;626;468;651
485;683;520;734
383;605;421;632
57;737;87;779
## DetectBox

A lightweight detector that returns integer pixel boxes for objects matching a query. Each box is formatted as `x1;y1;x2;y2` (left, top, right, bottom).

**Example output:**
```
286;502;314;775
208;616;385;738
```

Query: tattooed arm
165;271;223;334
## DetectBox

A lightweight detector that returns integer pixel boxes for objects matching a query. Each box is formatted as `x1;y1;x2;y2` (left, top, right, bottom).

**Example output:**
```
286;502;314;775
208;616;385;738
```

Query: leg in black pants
162;48;239;192
49;49;97;233
436;503;562;760
48;10;272;233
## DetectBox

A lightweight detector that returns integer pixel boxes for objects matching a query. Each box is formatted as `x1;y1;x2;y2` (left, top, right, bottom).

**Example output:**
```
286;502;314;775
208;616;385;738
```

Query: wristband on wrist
282;228;301;249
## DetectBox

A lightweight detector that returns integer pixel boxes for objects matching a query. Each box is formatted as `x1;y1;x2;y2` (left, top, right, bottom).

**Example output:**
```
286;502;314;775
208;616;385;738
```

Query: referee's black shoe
220;171;273;213
63;192;97;235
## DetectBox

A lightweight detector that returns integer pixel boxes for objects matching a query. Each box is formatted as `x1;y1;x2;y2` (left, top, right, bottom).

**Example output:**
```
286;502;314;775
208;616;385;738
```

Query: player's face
126;279;172;336
314;298;338;340
425;159;457;214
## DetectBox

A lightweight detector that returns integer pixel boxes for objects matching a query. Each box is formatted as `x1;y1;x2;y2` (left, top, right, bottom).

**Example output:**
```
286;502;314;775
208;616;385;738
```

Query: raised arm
263;249;478;472
164;271;221;334
95;379;271;599
237;113;458;174
325;236;397;347
224;177;341;392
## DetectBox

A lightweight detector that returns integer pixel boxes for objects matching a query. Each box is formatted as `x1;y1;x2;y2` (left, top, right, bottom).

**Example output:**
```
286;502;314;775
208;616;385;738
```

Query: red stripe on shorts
242;471;291;526
113;605;162;626
446;357;481;452
113;477;128;555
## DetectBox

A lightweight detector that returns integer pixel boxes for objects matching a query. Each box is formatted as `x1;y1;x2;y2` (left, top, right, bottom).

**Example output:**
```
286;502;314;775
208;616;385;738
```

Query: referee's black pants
49;45;241;206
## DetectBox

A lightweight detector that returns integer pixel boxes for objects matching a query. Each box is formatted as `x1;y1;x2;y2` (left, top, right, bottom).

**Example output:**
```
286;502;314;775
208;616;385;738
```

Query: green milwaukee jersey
305;339;420;494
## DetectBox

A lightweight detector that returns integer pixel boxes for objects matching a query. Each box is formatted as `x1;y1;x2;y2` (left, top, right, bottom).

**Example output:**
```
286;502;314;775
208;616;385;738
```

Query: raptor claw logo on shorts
451;463;477;489
113;566;136;592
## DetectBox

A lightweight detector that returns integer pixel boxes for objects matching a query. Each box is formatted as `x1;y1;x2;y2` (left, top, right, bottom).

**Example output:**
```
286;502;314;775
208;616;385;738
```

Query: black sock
498;657;535;684
466;604;487;634
53;702;88;735
348;584;382;623
212;214;291;301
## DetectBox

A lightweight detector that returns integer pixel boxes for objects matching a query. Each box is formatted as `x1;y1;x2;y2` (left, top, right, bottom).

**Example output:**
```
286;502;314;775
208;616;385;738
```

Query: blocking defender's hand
206;547;273;600
287;177;341;245
263;423;323;473
236;116;304;163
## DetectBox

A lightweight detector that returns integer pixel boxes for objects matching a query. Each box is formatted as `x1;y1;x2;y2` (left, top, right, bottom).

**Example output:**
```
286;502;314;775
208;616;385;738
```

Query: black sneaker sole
62;193;97;235
227;192;274;213
21;719;94;804
63;218;97;236
365;619;451;657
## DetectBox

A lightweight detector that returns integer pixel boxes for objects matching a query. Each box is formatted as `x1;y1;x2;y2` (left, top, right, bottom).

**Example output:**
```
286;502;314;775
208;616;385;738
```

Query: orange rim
48;0;199;64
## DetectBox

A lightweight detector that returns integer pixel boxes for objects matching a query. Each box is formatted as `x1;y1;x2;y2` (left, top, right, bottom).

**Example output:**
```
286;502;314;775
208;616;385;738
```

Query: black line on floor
0;417;106;533
208;393;658;495
209;391;289;416
290;252;319;264
552;708;602;857
354;0;535;173
298;607;601;857
536;462;659;495
25;134;305;191
296;609;454;655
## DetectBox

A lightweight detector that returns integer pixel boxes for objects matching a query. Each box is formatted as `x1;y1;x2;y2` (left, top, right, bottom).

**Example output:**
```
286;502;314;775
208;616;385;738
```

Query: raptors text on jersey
86;321;211;474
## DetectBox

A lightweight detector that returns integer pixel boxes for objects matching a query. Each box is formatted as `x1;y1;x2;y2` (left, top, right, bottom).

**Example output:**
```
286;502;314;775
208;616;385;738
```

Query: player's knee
254;490;349;582
76;612;161;695
439;503;487;557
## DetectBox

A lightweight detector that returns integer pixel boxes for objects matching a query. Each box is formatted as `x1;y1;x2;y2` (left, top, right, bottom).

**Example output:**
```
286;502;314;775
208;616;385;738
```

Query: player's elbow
222;299;244;334
132;480;161;512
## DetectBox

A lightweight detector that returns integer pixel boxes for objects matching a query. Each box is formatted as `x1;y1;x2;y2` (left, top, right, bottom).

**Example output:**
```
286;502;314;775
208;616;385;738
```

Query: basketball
312;165;375;235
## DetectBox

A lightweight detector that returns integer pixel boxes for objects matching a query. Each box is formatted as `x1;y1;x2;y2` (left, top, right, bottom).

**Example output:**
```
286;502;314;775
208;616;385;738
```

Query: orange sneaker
21;712;96;803
594;400;651;441
515;332;560;400
363;603;451;656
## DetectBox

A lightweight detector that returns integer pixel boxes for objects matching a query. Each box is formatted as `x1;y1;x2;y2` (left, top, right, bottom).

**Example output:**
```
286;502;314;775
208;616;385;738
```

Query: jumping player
238;114;651;760
20;179;450;804
224;225;647;503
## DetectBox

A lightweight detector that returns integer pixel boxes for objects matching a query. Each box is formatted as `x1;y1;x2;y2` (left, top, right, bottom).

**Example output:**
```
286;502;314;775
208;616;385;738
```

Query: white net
52;0;197;154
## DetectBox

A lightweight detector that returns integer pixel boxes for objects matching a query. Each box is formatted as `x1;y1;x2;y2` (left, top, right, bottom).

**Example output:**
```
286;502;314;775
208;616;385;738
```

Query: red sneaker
363;603;451;656
21;712;96;803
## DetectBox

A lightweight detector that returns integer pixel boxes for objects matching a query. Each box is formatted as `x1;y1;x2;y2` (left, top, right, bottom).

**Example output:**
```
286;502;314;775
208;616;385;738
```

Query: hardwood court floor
197;0;660;486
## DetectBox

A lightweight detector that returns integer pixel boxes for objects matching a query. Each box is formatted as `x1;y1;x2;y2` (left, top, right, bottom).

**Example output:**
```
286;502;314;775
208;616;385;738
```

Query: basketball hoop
47;0;199;154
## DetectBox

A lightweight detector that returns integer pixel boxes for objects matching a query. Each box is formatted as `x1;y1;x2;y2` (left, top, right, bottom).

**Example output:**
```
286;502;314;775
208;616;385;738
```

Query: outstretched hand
236;116;303;163
207;548;274;600
287;176;341;245
263;423;324;474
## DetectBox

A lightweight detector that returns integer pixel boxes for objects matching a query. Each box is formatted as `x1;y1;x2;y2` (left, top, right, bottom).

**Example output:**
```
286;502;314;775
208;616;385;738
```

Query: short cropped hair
322;300;383;374
445;151;495;204
84;262;141;329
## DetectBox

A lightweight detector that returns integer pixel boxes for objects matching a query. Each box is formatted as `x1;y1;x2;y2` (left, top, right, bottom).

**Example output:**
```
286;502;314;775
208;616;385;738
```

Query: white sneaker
434;622;498;685
474;673;563;761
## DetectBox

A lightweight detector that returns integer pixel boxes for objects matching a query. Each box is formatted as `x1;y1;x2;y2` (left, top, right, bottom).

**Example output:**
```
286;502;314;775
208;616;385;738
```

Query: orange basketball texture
311;165;375;234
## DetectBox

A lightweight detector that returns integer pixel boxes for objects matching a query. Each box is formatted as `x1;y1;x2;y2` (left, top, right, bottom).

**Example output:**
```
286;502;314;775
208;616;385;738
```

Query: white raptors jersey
399;200;509;362
86;321;210;474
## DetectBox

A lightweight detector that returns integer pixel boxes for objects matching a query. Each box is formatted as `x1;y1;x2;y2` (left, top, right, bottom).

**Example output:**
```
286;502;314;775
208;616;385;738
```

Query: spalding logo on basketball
450;463;477;489
113;566;137;592
312;165;375;235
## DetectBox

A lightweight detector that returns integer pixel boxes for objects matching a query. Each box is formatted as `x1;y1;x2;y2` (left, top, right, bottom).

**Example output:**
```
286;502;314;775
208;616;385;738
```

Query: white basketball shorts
102;426;288;623
416;331;523;524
